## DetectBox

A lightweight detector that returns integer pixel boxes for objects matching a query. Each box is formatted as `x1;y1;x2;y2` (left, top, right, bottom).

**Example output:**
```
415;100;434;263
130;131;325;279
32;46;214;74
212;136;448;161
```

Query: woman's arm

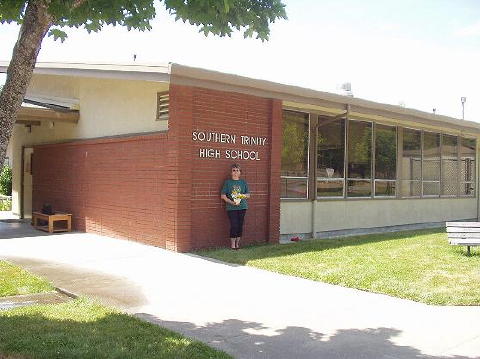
221;194;238;206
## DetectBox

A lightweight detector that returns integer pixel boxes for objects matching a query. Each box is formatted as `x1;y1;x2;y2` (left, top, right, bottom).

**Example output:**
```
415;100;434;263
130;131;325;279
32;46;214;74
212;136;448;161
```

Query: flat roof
1;61;479;134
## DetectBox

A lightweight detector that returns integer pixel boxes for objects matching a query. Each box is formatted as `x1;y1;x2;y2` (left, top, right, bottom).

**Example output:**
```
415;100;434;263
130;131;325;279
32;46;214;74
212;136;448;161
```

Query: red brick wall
32;84;282;251
33;133;172;248
169;85;281;250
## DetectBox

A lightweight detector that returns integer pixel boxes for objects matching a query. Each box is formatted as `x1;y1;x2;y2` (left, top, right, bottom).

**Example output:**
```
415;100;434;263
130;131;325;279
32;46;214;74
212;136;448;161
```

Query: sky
1;0;480;121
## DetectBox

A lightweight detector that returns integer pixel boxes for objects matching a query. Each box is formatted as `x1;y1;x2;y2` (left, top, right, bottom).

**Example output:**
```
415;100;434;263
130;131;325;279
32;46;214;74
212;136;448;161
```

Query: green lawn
0;260;53;297
0;261;231;359
198;228;480;305
0;299;230;359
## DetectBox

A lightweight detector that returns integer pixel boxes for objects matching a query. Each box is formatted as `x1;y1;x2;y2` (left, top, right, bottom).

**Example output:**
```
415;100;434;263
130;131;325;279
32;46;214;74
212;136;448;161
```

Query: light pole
461;97;466;120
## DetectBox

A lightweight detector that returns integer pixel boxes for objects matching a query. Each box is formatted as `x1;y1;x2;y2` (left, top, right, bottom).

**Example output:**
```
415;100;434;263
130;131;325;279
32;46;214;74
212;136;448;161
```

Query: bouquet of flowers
232;190;247;205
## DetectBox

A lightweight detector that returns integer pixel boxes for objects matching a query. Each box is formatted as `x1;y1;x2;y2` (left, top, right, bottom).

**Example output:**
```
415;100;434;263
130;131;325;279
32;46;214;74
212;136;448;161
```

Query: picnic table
446;222;480;255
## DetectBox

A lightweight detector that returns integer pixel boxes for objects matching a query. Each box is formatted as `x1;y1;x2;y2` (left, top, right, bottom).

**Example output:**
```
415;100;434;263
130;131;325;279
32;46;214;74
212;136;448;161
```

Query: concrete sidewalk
0;222;479;359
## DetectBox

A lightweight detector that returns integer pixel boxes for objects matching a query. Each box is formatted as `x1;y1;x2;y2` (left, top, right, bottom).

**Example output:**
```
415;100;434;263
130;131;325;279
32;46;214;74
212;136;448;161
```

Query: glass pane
402;128;421;180
375;181;396;197
461;159;475;182
375;124;396;180
442;134;457;158
441;135;458;196
443;179;458;196
317;117;345;179
401;180;421;197
423;132;440;181
461;137;476;182
348;120;372;179
347;180;371;197
423;182;440;196
461;183;475;196
280;177;287;198
442;159;458;195
284;178;308;198
281;111;309;177
317;180;344;197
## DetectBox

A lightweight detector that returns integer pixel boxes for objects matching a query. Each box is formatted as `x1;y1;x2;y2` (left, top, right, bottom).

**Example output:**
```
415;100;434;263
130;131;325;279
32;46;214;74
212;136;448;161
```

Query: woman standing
221;163;250;249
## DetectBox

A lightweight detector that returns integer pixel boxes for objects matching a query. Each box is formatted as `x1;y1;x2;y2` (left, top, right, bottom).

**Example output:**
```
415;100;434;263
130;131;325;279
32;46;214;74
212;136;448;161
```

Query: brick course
32;84;281;251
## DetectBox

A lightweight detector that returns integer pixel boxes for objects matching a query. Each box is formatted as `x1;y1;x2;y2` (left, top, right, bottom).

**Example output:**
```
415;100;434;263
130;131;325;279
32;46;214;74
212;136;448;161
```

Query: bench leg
467;246;471;256
48;218;53;233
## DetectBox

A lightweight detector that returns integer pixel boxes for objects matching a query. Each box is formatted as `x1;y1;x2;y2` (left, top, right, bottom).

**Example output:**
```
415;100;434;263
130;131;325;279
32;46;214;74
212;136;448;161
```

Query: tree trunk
0;1;53;166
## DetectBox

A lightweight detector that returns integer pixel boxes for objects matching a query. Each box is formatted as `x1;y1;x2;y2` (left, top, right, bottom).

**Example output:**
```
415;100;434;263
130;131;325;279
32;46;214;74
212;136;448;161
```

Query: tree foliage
0;165;12;196
0;0;287;42
0;0;287;169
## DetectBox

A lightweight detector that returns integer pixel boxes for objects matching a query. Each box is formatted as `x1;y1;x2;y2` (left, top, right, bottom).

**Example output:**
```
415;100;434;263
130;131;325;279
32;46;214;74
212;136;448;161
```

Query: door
22;147;33;219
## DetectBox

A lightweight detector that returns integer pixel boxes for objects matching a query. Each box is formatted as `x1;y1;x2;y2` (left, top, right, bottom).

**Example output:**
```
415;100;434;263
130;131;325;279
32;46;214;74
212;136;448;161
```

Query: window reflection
317;117;345;197
281;110;309;199
441;134;458;196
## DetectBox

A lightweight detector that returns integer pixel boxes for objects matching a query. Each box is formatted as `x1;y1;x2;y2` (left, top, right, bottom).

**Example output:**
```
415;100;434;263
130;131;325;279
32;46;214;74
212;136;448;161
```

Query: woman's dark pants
227;209;247;238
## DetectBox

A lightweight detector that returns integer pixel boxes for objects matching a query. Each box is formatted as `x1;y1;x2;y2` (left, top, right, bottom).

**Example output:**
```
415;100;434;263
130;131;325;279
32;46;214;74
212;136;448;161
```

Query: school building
1;62;478;251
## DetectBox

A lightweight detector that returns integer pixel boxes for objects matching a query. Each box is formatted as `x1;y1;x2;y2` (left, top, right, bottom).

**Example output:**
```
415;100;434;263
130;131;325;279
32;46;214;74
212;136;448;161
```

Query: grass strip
0;298;231;359
0;261;53;297
198;228;480;305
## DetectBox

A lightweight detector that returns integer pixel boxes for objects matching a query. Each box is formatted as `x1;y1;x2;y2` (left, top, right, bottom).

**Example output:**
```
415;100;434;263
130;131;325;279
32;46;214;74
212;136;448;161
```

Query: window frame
280;110;311;200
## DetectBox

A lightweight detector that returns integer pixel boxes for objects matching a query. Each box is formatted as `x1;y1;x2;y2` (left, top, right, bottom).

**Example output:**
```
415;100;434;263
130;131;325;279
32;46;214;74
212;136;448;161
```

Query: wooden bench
446;222;480;255
32;212;72;233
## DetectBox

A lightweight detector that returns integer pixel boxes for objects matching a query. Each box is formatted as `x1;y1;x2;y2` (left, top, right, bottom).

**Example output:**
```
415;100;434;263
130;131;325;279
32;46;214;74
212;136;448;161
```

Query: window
460;137;476;196
281;108;476;201
317;117;345;197
375;124;397;197
281;110;309;198
423;132;441;196
156;91;169;121
401;128;422;197
441;134;458;196
347;120;372;197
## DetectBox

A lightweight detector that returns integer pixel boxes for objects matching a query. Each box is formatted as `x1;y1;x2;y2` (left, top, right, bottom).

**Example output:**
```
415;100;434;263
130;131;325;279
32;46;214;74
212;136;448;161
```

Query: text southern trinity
192;131;267;161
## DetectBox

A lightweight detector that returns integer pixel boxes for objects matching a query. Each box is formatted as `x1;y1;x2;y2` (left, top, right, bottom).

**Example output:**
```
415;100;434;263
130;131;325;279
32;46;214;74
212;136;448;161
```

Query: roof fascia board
31;68;170;82
0;62;170;83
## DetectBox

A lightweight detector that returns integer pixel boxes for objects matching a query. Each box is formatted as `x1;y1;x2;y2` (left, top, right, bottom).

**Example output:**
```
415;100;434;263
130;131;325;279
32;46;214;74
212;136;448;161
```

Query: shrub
0;166;12;196
0;199;11;211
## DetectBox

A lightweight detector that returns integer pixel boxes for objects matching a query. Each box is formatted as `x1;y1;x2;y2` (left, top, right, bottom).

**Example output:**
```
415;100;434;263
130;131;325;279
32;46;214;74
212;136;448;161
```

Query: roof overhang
0;61;170;83
15;100;79;126
169;64;480;135
1;61;479;134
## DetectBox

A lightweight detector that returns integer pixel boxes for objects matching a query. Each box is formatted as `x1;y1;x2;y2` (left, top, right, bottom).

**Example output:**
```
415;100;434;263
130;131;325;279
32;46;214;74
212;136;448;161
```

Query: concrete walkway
0;222;479;359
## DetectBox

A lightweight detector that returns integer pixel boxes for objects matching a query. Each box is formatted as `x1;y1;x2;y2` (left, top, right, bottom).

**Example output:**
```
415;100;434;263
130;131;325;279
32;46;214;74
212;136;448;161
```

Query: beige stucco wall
28;74;169;139
280;198;477;236
10;74;170;217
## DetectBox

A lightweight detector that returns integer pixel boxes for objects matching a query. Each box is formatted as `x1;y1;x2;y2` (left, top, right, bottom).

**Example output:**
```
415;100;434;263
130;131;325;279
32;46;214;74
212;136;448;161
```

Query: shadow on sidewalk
0;220;53;239
136;313;476;359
